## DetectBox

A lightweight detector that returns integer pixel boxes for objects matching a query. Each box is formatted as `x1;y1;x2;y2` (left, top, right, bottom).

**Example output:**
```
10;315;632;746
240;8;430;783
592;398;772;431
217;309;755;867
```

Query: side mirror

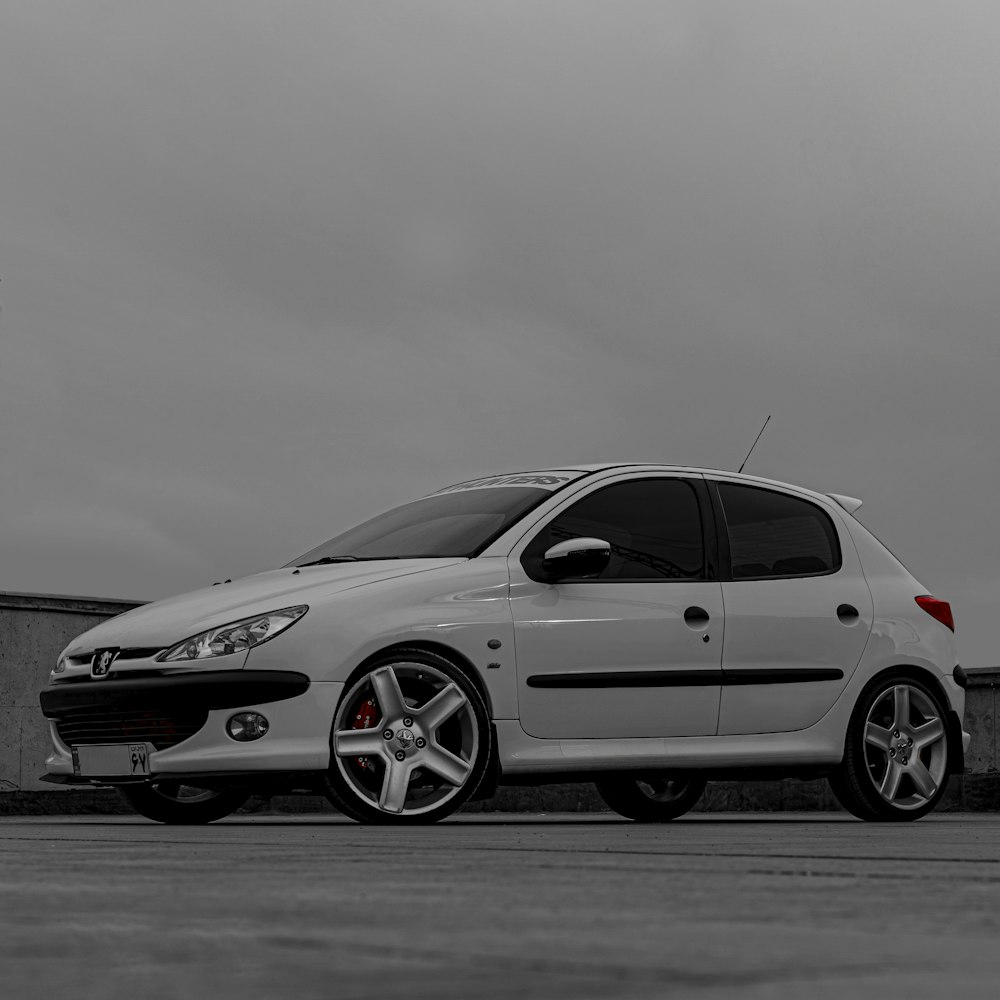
542;537;611;581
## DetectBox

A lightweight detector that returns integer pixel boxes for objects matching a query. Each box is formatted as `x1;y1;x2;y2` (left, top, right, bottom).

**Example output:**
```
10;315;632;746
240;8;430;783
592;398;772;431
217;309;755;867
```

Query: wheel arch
353;640;495;718
854;664;965;775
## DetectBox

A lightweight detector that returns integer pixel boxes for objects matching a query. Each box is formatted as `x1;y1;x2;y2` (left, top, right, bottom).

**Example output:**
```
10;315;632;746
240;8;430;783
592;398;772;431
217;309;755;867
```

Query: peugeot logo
92;648;119;678
396;728;415;749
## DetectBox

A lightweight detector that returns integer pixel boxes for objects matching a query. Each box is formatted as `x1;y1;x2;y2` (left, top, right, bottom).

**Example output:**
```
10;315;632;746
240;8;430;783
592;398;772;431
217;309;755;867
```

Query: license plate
76;743;152;777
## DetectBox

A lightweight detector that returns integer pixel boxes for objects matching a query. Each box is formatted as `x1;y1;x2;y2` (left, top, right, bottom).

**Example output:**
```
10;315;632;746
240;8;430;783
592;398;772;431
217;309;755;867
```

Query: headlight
159;606;308;662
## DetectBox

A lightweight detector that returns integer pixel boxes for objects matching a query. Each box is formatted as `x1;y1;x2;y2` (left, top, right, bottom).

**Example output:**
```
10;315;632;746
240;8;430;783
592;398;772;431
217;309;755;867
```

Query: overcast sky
2;2;999;666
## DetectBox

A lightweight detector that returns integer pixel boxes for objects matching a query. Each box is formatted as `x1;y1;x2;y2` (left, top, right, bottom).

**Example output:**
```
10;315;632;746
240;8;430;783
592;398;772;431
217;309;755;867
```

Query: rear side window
522;478;705;581
717;483;840;579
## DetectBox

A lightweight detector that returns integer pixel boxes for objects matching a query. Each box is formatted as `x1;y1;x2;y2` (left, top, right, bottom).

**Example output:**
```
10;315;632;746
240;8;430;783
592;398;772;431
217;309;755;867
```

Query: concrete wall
1;592;143;792
2;591;998;807
967;667;998;773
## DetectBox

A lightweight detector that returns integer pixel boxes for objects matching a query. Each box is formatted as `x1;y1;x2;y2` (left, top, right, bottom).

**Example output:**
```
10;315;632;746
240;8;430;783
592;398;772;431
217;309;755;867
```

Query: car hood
63;559;467;654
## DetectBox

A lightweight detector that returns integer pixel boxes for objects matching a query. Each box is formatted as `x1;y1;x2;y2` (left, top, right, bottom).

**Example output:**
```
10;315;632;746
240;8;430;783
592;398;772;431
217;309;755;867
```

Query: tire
322;649;492;825
829;672;951;821
119;782;250;825
595;774;706;822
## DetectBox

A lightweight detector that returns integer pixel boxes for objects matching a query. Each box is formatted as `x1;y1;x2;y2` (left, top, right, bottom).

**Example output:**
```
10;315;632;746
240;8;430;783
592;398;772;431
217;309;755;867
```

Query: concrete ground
1;813;998;1000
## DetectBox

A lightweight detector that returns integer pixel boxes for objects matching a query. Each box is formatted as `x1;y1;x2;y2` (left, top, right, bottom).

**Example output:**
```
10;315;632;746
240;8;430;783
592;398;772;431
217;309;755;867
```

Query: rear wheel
829;673;951;821
595;774;706;821
323;649;491;824
120;782;250;824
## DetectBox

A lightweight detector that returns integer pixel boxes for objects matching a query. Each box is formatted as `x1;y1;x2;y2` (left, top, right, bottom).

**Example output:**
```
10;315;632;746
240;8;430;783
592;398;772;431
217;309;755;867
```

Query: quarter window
523;479;705;581
717;483;840;579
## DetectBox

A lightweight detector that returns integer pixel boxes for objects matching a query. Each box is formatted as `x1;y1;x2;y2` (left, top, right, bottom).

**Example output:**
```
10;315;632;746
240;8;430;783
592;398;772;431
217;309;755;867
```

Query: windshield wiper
296;556;361;568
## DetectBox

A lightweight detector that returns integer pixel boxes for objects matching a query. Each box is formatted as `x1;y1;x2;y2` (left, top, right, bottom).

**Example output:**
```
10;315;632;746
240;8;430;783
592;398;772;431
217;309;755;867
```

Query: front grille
114;648;165;661
55;707;208;750
65;648;164;669
55;669;169;685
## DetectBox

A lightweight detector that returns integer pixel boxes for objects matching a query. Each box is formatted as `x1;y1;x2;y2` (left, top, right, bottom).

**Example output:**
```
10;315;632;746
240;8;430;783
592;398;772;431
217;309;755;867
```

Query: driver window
522;479;705;581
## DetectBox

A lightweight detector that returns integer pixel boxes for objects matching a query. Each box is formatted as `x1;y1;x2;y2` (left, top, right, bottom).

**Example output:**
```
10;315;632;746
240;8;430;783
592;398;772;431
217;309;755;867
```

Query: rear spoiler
828;493;863;514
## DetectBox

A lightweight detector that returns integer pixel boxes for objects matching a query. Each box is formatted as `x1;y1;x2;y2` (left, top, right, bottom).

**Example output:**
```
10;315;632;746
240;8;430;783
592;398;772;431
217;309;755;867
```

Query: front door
509;475;724;739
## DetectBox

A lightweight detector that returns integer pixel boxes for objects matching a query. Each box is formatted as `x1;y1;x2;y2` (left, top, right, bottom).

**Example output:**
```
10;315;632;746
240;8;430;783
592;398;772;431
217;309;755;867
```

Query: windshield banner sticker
429;470;587;495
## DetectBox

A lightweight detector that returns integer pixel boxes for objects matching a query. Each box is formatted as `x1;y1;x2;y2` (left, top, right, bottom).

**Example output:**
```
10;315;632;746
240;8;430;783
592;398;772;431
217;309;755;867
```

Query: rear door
711;479;874;735
508;474;724;739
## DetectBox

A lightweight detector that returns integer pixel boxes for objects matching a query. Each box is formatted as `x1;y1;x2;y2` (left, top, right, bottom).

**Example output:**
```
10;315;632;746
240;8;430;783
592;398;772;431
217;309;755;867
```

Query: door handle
684;606;711;628
837;604;860;624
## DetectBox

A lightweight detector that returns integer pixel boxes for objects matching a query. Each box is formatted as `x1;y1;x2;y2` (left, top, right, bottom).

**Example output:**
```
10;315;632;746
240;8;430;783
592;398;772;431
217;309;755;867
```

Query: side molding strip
723;668;844;685
526;667;844;688
527;671;723;688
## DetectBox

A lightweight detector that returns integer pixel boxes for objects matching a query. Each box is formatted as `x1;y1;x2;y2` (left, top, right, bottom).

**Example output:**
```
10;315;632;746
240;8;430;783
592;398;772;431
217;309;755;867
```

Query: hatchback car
39;464;969;824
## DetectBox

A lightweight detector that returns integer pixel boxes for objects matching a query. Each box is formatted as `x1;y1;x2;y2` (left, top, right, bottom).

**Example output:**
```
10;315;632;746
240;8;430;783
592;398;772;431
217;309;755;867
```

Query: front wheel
829;673;951;821
119;783;250;824
595;774;706;821
322;649;492;824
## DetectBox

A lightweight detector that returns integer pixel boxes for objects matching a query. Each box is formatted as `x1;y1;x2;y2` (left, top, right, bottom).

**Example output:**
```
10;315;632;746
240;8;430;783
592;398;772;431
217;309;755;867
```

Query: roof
538;463;848;504
434;464;860;512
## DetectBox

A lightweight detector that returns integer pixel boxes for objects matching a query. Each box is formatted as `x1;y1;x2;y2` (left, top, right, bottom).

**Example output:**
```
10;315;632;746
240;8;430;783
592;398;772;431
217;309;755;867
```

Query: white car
39;464;970;824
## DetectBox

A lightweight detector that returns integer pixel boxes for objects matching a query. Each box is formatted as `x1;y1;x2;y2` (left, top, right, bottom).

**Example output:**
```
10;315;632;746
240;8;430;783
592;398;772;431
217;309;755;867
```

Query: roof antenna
737;415;771;474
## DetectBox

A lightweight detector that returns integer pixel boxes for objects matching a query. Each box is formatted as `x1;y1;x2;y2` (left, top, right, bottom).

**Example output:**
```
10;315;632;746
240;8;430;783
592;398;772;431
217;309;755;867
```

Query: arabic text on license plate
76;743;151;777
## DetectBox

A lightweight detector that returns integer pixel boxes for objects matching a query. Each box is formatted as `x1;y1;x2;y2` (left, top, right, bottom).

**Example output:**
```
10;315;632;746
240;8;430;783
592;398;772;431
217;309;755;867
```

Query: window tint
286;487;548;564
523;479;705;581
717;483;840;579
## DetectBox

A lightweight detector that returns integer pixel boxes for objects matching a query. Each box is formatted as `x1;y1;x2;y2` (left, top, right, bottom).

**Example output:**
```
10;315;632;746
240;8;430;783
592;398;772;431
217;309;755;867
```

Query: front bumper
40;670;344;782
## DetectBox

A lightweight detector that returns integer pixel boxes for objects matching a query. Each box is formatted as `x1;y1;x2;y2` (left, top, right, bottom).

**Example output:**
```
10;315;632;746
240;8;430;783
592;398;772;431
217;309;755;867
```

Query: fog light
227;712;270;741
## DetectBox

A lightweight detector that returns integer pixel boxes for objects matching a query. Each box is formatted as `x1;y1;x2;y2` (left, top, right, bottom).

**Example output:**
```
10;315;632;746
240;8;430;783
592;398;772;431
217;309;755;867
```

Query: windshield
286;486;550;565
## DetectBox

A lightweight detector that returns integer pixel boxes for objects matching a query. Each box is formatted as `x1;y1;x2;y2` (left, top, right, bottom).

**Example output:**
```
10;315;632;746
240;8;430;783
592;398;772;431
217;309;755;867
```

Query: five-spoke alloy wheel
595;774;707;822
830;673;951;821
323;649;491;824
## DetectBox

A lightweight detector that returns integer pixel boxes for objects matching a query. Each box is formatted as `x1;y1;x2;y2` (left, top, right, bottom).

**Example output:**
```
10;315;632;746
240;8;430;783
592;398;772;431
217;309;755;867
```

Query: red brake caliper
351;696;379;769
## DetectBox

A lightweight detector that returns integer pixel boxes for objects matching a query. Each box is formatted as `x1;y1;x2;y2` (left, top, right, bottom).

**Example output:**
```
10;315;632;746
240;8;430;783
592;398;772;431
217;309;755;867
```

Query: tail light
915;595;955;632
